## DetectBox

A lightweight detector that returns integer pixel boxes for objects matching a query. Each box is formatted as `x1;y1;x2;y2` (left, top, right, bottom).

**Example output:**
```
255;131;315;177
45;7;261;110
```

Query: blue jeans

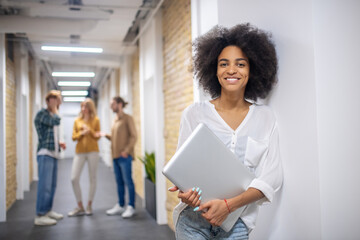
113;156;135;208
176;206;249;240
36;155;58;216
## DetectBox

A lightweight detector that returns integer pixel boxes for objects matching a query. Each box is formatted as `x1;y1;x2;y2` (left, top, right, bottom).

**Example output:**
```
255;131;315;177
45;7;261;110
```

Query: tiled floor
0;158;175;240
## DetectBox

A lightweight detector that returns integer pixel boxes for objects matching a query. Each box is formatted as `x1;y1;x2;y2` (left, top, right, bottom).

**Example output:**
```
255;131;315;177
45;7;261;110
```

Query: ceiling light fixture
58;81;91;87
61;91;88;96
63;97;86;102
41;46;103;53
52;72;95;77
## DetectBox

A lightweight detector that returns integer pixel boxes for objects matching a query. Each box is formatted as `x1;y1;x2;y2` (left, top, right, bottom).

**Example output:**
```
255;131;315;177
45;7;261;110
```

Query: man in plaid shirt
34;90;66;226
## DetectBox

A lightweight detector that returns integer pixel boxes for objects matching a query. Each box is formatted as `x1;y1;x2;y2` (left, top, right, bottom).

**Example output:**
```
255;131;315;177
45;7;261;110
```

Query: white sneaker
34;216;57;226
121;206;135;218
46;211;64;220
106;203;124;215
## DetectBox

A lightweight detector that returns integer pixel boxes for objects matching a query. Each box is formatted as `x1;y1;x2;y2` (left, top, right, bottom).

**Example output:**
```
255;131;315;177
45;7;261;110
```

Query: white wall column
109;69;117;98
139;10;167;225
120;56;133;114
98;77;113;167
313;1;360;239
191;0;219;102
59;102;80;159
14;42;30;199
0;34;7;222
153;10;166;225
139;20;146;202
32;59;42;181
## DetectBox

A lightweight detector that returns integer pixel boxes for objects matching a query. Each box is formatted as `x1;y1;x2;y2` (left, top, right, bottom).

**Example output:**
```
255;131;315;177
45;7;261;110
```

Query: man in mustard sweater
104;96;137;218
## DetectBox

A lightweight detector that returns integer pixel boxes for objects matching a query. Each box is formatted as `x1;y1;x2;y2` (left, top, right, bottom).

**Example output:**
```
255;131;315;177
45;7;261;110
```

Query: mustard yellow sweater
72;116;100;153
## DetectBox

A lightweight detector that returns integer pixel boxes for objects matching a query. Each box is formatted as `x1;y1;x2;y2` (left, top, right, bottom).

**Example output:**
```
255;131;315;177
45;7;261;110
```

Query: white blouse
173;101;283;231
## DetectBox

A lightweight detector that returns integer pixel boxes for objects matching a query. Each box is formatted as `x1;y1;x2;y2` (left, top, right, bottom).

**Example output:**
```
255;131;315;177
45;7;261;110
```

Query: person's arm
169;186;202;208
105;134;111;140
89;118;101;140
37;110;61;127
122;116;137;155
227;188;264;211
198;123;283;226
245;123;283;204
72;119;83;141
197;188;264;226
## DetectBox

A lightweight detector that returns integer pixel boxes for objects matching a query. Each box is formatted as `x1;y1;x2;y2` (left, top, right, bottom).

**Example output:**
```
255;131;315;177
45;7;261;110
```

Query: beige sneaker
34;216;57;226
85;205;92;216
46;211;64;220
68;207;85;217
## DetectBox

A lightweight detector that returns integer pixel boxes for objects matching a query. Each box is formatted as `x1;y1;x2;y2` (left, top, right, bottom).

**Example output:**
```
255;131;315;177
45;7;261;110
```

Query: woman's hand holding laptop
169;185;230;227
197;199;230;227
168;186;202;209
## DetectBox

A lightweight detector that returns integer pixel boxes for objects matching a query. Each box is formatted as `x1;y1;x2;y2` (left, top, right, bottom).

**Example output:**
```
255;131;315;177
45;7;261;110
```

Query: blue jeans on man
36;155;58;216
113;155;135;208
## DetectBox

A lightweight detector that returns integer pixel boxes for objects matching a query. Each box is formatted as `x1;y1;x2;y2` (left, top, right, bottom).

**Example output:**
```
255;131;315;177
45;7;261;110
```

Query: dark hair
113;96;128;108
193;23;278;101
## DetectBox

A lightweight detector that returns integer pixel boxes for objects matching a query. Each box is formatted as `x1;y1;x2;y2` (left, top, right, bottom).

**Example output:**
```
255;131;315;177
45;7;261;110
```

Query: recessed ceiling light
52;72;95;77
58;81;91;87
63;97;86;102
61;91;88;96
41;46;103;53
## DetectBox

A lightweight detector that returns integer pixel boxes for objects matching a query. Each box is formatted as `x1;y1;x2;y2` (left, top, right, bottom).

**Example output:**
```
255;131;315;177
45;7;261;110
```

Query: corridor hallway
0;159;175;240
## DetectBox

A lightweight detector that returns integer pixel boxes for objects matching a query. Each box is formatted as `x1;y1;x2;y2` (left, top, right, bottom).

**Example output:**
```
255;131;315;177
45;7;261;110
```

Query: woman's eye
219;63;228;67
237;63;246;67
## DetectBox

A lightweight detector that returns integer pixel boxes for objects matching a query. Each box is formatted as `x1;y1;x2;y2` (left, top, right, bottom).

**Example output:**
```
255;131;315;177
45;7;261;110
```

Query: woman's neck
216;90;249;111
83;114;90;121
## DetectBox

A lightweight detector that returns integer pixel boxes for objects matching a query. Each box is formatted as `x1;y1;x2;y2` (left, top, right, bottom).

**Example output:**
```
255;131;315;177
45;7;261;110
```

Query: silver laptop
162;123;255;232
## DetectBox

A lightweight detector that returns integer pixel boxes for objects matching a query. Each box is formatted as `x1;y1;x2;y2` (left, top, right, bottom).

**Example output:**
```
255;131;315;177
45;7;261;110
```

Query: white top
173;101;283;231
37;124;60;159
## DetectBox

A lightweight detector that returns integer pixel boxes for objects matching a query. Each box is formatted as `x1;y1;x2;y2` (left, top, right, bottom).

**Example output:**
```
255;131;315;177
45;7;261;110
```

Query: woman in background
68;98;101;216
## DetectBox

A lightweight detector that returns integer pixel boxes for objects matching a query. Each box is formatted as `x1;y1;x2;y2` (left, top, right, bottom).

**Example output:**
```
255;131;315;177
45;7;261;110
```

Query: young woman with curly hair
169;23;283;239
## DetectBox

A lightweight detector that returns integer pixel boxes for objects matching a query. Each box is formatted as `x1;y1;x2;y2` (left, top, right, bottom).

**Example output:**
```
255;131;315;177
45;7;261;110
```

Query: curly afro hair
193;23;278;101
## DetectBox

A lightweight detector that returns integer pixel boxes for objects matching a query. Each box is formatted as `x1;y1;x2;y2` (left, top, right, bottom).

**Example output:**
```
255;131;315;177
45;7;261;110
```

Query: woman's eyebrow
236;58;249;62
218;58;229;62
218;58;248;62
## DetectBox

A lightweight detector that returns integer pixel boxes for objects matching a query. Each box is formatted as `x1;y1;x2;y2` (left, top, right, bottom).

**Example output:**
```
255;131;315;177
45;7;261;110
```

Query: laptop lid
162;123;255;232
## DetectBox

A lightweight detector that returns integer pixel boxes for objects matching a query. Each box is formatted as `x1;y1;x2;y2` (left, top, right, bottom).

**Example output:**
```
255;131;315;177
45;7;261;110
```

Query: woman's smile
224;77;241;84
217;45;250;92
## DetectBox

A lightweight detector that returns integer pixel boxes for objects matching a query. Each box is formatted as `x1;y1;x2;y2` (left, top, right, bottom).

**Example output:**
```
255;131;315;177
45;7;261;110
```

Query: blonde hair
79;98;97;120
45;90;61;102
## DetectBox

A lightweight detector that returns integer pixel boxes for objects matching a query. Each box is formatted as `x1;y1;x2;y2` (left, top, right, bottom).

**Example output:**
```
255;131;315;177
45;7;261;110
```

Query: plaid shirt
34;108;61;152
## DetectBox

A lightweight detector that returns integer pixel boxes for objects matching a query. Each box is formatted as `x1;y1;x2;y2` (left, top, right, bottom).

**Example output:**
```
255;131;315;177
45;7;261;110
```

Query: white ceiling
0;0;151;90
